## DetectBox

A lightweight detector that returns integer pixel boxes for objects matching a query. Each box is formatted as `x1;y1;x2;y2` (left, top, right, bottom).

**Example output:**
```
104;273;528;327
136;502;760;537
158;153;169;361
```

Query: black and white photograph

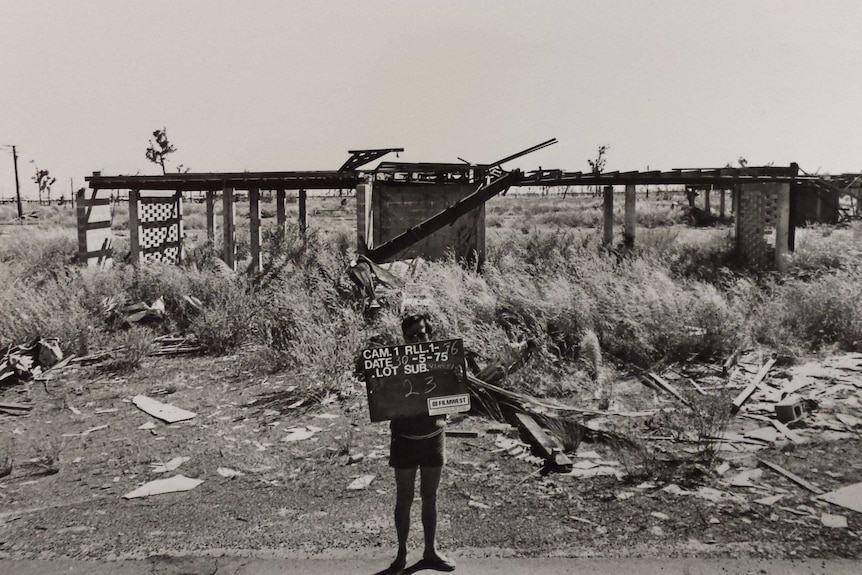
1;2;861;574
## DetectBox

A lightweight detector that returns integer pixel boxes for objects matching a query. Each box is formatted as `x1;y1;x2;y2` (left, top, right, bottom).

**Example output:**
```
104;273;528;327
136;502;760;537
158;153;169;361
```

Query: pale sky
2;0;861;199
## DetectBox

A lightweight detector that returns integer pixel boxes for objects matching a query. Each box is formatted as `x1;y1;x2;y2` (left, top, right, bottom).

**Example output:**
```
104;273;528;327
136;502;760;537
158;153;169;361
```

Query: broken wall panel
358;180;486;264
76;188;113;268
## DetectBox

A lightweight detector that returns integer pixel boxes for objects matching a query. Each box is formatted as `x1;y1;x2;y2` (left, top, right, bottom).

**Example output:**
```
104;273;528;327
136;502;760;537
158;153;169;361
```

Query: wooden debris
445;430;480;438
347;474;375;490
122;474;203;499
723;348;740;375
150;456;190;474
132;395;196;423
758;458;823;495
62;424;109;438
514;412;573;472
645;373;692;406
816;481;862;514
216;467;244;478
743;414;804;443
731;358;777;414
0;402;33;416
753;494;784;506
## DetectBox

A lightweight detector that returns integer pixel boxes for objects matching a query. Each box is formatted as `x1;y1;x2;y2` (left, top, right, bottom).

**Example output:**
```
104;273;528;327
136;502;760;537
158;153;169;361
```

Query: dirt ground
1;350;861;562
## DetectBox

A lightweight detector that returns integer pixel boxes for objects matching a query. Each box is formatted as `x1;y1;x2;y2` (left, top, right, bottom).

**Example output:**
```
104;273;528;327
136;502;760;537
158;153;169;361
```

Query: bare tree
145;127;178;175
588;145;609;198
31;161;56;205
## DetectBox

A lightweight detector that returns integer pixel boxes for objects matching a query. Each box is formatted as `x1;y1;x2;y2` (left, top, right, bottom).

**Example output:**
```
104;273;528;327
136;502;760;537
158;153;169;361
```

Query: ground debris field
1;348;861;562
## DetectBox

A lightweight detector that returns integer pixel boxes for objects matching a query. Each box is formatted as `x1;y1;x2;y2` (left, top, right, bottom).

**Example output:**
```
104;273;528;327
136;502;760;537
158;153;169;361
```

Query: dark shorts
389;431;446;469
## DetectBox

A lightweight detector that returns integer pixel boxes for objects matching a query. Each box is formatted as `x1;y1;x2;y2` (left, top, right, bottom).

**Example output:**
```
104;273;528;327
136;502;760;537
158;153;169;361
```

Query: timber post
602;185;614;247
623;184;636;248
249;188;261;273
222;185;236;270
205;190;216;242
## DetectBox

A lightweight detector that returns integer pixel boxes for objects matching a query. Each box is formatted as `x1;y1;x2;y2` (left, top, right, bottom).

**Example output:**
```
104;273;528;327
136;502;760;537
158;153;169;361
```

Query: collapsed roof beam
339;148;404;172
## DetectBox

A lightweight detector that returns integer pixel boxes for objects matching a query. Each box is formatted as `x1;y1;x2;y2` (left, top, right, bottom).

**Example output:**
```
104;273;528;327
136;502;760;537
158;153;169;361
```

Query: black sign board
361;338;470;422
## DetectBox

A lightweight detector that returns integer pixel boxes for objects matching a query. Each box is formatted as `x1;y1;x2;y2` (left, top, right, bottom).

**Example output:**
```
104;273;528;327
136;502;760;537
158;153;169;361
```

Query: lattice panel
139;194;183;264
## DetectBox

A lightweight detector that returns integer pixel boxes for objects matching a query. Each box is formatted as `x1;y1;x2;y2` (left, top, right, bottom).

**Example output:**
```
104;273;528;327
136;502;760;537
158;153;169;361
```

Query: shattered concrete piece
693;487;745;504
821;513;848;528
817;482;862;515
138;422;157;430
132;395;196;423
468;500;491;510
122;474;203;499
730;468;764;487
650;526;665;536
836;413;862;430
312;413;340;420
662;484;690;496
617;491;635;500
150;456;190;474
715;462;731;476
744;427;780;443
282;427;316;442
217;467;244;478
575;450;602;459
347;474;375;490
754;494;784;506
650;512;669;521
572;460;599;470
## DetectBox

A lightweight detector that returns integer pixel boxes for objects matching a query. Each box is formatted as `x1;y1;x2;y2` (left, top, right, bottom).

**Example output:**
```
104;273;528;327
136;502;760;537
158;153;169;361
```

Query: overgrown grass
2;207;861;397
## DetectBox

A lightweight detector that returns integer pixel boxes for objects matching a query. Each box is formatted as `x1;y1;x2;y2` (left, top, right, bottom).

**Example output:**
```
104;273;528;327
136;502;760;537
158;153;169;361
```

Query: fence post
623;184;636;248
222;185;236;270
249;188;261;273
602;185;614;247
129;189;140;265
298;189;307;238
775;183;790;273
205;190;216;242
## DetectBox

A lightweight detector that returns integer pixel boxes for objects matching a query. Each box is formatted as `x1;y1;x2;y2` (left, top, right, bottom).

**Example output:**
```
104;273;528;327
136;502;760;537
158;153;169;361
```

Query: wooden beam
175;191;184;264
623;184;636;248
249;188;261;273
222;185;236;270
775;183;790;273
129;189;140;265
276;188;286;230
298;189;307;237
731;358;777;414
758;458;823;494
719;189;726;218
602;185;614;247
205;190;215;242
514;412;573;472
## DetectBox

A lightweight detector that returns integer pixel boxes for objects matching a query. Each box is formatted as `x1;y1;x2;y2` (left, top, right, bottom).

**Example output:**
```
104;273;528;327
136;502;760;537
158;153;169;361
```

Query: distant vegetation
1;195;861;398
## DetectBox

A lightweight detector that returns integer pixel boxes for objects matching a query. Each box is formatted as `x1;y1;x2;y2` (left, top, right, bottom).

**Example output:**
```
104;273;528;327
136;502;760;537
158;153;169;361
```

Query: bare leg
393;467;417;567
419;465;451;563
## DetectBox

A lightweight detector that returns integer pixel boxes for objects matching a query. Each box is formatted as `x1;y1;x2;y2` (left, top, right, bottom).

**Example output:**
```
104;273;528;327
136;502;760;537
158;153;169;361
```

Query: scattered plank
122;474;203;499
743;414;804;444
132;395;196;423
0;401;33;412
731;358;777;415
758;458;823;495
645;373;692;406
515;412;573;472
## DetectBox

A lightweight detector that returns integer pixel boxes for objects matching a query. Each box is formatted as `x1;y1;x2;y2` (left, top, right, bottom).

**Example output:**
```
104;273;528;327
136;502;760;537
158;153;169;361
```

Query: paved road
3;556;860;575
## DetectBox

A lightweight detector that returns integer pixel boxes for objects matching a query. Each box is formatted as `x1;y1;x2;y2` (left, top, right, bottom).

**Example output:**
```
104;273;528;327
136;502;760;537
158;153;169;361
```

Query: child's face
403;319;430;343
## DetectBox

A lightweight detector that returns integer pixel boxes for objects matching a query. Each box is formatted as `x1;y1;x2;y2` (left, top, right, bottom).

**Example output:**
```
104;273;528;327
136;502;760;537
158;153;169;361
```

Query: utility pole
12;145;22;221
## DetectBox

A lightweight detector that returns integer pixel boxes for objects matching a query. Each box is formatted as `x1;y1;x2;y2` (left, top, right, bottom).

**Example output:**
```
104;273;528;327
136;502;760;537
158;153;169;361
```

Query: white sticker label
427;394;471;416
